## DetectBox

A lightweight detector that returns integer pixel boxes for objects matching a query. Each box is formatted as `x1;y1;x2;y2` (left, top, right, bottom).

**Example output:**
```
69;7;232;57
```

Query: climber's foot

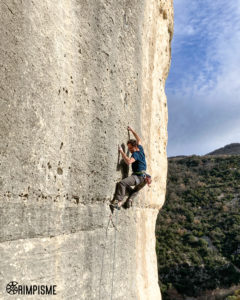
117;200;124;208
123;198;133;209
109;203;121;213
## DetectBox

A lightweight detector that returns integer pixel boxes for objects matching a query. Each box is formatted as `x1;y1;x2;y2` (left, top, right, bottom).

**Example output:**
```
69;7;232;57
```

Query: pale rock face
0;0;173;299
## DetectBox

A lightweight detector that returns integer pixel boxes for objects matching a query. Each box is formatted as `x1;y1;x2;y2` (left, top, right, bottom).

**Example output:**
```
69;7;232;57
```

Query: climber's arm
127;126;141;145
119;146;136;165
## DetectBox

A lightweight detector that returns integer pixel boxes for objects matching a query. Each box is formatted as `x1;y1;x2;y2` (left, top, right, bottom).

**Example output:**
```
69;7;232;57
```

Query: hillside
207;143;240;156
156;155;240;299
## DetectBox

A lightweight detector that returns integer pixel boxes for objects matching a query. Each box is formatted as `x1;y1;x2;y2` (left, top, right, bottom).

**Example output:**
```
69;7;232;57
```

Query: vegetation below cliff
156;154;240;299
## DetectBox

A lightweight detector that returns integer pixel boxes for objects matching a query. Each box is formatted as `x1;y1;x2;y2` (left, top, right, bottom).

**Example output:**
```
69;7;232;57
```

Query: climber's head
127;139;138;153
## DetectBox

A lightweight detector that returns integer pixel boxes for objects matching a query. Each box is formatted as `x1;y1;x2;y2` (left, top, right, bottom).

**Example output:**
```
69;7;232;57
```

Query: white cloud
167;0;240;156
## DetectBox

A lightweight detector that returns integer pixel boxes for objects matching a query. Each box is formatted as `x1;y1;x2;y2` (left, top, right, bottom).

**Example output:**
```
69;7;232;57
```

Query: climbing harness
132;171;152;187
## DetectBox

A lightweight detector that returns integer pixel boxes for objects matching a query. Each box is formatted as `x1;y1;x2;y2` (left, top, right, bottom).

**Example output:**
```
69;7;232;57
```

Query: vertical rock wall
138;1;173;298
0;0;173;299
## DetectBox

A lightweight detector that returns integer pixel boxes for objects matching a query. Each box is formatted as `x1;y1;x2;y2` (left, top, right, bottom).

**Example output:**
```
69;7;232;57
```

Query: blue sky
166;0;240;157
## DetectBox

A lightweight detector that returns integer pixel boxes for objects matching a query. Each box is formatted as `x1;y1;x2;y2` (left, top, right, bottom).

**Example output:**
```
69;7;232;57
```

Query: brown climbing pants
114;175;147;202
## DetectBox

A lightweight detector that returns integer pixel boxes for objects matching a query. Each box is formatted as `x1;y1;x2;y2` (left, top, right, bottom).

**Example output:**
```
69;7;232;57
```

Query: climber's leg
131;177;146;199
113;175;136;204
124;176;146;207
110;175;136;212
126;185;134;195
115;175;136;201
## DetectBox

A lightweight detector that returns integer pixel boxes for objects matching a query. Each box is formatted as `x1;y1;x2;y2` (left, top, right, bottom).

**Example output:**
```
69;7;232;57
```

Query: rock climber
110;126;151;212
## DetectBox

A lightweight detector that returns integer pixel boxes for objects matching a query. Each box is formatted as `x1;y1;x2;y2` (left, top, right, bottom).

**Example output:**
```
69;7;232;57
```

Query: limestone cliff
0;0;173;299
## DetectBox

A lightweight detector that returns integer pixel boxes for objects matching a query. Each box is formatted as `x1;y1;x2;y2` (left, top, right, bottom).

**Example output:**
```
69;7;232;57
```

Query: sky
166;0;240;157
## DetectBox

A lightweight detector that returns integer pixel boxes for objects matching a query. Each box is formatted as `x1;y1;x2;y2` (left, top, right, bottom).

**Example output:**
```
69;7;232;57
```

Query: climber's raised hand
118;145;123;153
127;127;141;145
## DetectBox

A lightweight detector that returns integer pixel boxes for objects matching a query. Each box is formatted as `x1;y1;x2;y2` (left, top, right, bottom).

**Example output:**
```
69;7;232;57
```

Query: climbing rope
98;209;119;300
98;215;111;300
110;208;119;300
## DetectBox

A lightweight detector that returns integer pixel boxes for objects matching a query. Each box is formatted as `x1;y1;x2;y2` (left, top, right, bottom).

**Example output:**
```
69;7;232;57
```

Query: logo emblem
6;281;18;295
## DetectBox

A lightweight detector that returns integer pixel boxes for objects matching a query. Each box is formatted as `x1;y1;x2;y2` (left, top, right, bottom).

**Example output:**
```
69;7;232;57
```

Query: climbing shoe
109;203;121;213
123;198;133;209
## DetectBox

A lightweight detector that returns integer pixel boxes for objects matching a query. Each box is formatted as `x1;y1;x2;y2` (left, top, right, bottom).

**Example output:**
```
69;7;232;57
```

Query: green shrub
156;155;240;298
